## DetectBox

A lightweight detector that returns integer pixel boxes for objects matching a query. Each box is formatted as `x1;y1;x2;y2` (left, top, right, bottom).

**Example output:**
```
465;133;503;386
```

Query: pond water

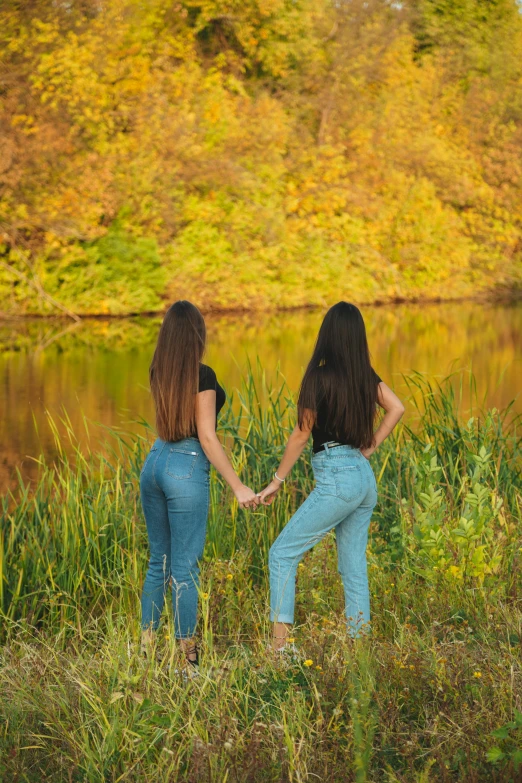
1;301;520;489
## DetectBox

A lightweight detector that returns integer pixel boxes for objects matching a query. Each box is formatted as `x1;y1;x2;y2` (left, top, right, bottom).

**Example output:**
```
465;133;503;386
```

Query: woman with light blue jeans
259;302;405;650
140;301;259;670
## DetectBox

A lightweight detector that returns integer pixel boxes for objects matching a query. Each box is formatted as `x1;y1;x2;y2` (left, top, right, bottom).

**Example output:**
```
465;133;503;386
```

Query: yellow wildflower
304;659;313;667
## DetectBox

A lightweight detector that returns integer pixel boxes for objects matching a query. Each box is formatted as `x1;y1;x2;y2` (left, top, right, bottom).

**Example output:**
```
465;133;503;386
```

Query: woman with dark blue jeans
259;302;405;651
140;301;259;669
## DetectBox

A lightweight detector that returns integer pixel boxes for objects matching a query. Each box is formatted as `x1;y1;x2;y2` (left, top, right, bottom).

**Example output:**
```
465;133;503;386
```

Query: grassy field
1;370;521;782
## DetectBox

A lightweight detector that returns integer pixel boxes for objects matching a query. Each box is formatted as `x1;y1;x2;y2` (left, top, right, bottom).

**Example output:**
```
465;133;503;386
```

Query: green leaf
486;747;505;764
491;727;510;739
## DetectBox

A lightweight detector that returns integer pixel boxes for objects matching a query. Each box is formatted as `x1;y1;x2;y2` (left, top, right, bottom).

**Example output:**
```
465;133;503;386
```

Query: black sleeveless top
311;368;382;453
195;363;226;433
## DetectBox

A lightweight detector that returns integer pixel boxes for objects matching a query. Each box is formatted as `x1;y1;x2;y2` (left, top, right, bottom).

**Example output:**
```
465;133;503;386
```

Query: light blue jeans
140;437;210;639
269;443;378;637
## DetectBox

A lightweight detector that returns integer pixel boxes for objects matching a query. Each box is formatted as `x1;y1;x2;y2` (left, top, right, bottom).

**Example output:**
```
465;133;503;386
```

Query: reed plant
1;369;521;781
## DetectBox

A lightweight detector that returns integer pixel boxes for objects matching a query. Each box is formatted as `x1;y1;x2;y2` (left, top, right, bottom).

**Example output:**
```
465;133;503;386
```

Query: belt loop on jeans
322;440;342;455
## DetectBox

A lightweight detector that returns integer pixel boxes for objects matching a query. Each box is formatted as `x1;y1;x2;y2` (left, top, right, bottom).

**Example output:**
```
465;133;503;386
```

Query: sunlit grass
1;369;521;781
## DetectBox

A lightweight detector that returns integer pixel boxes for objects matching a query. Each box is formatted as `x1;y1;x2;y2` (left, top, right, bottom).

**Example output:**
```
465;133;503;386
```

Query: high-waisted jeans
139;437;210;639
269;443;378;637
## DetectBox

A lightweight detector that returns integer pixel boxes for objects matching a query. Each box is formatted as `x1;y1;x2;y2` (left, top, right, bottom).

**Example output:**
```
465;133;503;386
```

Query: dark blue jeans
140;437;210;639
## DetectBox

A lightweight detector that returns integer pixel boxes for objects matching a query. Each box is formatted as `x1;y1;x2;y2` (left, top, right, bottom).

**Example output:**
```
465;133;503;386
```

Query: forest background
1;0;522;316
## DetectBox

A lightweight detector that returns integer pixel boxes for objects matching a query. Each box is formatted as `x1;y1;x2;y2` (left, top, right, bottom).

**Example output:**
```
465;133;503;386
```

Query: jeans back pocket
165;448;199;479
333;464;362;503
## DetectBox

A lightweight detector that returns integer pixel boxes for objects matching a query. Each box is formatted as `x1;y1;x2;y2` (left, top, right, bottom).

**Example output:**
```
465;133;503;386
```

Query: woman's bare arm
195;390;259;509
258;410;315;505
361;382;405;458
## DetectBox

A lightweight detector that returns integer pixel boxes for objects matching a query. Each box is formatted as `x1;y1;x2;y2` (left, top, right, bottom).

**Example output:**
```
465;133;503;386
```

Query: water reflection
1;301;520;489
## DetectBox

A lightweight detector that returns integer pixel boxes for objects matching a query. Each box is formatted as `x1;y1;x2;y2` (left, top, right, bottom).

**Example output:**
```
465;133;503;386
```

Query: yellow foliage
0;0;521;313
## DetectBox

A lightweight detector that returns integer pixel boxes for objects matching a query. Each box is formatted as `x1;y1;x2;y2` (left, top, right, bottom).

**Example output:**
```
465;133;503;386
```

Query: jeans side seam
151;442;166;490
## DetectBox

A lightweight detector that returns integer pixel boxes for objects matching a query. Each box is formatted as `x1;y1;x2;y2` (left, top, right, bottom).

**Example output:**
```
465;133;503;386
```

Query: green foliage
487;710;522;772
44;226;167;315
406;441;506;585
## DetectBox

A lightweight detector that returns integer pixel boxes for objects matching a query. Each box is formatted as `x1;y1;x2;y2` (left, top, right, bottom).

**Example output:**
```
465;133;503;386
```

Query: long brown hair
150;300;206;442
297;302;379;449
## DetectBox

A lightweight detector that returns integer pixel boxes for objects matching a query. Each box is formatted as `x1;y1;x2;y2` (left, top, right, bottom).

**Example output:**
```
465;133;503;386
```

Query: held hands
257;478;283;506
234;475;284;509
234;483;260;510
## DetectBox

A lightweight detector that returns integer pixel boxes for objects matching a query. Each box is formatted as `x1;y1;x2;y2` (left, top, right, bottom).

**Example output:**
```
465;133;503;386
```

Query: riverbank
1;288;520;322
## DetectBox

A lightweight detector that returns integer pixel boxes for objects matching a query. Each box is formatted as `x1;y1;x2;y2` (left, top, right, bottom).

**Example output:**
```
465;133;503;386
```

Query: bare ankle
272;622;292;651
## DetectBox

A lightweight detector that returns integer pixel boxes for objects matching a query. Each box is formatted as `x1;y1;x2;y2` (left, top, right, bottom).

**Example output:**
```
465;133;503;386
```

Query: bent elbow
198;431;218;451
293;428;311;446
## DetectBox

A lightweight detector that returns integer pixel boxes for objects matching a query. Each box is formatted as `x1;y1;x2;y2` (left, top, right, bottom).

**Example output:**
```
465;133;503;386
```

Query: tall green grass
1;369;521;781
